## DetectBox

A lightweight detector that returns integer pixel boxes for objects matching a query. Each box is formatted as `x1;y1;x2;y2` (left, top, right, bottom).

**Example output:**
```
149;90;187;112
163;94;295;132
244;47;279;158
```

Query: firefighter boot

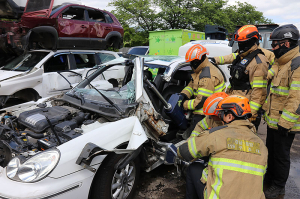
264;185;285;198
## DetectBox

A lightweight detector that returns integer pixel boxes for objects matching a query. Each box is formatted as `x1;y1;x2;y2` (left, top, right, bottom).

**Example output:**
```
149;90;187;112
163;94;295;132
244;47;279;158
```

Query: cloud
81;0;113;11
227;0;300;30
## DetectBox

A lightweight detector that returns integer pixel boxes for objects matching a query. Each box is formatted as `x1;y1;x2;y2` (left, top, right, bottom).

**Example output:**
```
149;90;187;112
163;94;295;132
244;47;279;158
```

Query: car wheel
90;154;140;199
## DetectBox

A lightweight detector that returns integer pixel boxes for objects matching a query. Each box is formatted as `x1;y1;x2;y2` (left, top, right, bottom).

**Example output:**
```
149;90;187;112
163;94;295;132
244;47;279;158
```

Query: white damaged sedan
0;56;228;199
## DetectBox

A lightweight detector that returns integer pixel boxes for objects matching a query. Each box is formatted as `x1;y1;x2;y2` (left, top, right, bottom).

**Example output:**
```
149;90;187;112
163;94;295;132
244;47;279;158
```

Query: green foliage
123;25;149;47
223;2;273;33
110;0;273;47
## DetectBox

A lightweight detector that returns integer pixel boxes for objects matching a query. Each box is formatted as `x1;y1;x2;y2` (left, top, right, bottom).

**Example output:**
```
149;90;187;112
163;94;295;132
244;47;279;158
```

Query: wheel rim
111;161;136;199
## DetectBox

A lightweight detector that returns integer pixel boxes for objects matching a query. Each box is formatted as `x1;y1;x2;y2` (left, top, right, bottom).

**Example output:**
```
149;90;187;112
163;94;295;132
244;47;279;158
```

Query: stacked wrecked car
0;0;124;66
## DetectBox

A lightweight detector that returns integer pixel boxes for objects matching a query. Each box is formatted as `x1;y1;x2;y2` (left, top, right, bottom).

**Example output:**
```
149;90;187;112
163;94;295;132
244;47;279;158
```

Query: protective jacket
215;46;276;82
178;120;268;199
181;58;225;115
264;46;300;132
191;116;222;136
222;45;268;115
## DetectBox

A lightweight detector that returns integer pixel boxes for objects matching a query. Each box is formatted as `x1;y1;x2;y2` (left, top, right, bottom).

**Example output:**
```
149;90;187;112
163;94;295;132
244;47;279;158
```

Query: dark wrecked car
0;0;124;66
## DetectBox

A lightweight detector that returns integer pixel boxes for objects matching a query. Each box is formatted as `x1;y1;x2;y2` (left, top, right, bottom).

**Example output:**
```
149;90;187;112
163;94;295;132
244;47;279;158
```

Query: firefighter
213;32;275;66
178;95;268;199
191;92;228;137
179;44;225;139
263;24;300;198
213;25;269;130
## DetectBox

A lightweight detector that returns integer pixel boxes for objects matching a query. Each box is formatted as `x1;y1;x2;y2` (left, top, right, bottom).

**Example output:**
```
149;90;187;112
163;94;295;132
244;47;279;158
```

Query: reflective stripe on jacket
178;120;268;199
264;46;300;132
191;116;222;137
215;46;274;66
181;58;225;115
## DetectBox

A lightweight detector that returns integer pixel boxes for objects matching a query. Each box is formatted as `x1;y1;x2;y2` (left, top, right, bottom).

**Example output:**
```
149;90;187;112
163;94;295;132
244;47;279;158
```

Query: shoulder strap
199;66;211;79
232;54;241;66
209;125;228;134
240;49;264;67
210;61;227;83
255;55;262;64
291;56;300;71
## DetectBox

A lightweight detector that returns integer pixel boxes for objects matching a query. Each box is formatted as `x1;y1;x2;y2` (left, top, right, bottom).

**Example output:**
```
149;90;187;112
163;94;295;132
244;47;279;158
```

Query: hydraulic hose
20;131;45;139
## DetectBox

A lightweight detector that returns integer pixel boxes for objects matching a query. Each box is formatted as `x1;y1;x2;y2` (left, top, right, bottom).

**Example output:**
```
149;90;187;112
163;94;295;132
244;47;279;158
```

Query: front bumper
0;167;95;199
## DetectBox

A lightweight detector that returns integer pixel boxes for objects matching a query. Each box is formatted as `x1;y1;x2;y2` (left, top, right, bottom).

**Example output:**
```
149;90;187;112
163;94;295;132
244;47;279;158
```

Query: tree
123;25;149;47
109;0;161;32
110;0;273;47
155;0;195;30
224;2;273;33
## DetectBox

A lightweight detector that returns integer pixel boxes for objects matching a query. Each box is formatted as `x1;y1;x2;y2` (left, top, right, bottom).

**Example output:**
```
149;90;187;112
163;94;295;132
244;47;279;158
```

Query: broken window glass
2;52;49;72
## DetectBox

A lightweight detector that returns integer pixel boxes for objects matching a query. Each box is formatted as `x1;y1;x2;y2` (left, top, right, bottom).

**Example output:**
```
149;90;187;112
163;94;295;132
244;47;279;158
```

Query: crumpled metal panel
136;103;169;139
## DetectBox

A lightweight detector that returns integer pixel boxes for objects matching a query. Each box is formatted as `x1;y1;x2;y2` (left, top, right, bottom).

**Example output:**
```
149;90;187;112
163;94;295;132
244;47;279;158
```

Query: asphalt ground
134;121;300;199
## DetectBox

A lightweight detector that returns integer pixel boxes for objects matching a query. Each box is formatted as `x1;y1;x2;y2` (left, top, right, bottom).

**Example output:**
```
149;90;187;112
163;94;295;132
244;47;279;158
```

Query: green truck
149;29;205;56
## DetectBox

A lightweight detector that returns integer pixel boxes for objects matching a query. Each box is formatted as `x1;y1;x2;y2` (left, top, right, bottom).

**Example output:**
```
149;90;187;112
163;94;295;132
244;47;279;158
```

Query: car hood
0;0;25;19
0;70;24;81
22;0;54;18
49;116;148;178
22;0;82;18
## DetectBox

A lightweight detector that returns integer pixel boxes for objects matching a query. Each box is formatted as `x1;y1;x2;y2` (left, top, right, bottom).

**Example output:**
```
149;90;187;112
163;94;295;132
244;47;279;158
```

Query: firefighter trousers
186;162;205;199
265;127;295;187
183;115;205;139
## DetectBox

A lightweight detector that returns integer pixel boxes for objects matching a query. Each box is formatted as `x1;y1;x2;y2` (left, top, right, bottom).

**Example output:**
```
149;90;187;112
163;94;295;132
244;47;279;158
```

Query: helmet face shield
220;103;245;117
238;38;257;53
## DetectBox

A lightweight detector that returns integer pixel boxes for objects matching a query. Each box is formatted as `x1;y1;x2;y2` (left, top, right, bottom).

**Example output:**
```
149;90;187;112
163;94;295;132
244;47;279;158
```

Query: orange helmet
234;25;259;42
185;44;209;62
203;92;229;116
215;95;252;118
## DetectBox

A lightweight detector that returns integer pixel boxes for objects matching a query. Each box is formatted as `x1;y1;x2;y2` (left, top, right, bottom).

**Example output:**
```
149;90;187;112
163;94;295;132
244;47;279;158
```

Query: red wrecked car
0;0;124;64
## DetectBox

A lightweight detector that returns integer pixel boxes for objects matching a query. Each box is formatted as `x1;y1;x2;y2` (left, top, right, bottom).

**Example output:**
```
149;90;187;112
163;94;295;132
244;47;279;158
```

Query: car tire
89;154;140;199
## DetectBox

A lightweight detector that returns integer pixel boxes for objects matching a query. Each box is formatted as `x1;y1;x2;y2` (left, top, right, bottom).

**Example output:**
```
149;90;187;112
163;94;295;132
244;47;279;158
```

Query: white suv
0;49;124;107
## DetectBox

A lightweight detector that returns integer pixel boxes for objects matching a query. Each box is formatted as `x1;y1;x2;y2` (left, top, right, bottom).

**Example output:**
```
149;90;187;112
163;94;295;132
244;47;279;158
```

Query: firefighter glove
178;94;187;108
209;57;216;65
248;114;258;122
165;144;178;164
278;125;289;137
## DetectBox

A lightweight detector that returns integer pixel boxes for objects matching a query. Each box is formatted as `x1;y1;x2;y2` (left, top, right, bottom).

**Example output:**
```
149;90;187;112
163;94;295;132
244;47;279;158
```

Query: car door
42;53;73;96
68;52;98;87
87;9;112;39
96;52;125;84
57;6;90;47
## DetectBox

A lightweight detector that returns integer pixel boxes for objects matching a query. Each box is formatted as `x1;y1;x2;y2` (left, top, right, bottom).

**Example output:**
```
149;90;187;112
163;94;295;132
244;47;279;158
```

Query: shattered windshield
66;60;136;106
25;0;52;13
1;52;49;71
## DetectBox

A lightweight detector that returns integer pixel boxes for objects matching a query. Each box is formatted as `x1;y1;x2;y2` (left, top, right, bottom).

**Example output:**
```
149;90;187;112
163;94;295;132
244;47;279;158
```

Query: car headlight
6;149;60;183
7;157;20;178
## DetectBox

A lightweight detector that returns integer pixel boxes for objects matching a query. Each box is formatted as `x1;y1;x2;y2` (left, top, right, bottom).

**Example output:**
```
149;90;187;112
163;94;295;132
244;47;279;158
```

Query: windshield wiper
88;82;125;116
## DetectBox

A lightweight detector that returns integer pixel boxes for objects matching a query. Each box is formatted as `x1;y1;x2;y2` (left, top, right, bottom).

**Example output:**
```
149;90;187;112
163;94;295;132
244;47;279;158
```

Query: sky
81;0;300;30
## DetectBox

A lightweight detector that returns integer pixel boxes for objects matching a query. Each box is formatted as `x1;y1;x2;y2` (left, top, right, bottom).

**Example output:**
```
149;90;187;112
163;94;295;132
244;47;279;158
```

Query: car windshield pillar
135;57;143;101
